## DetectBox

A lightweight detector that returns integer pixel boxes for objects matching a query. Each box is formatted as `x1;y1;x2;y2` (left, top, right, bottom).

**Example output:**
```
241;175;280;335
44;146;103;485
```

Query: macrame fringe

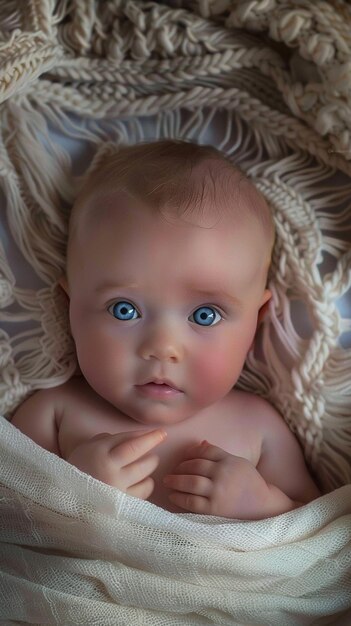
0;0;350;493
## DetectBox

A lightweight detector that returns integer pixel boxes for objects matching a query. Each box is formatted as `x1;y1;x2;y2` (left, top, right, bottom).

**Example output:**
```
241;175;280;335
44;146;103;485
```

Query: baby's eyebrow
187;287;242;307
95;282;139;294
95;282;241;307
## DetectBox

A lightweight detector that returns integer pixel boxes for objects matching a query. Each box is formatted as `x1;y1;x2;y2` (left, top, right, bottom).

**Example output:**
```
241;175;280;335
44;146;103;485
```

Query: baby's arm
11;389;166;499
163;398;321;519
11;389;61;455
255;398;321;509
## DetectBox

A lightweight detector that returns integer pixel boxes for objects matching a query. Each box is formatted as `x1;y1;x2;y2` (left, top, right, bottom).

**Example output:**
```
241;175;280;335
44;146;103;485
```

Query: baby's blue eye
108;301;140;321
190;306;222;326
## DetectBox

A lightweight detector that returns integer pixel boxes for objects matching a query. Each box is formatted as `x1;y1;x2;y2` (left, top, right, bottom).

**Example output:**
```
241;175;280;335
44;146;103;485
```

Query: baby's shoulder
13;377;110;427
10;380;79;455
224;388;278;420
222;388;287;442
226;389;297;451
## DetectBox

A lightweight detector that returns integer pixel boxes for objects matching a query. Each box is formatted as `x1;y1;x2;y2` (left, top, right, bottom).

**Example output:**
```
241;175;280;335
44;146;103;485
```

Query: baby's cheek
192;348;236;400
75;327;123;387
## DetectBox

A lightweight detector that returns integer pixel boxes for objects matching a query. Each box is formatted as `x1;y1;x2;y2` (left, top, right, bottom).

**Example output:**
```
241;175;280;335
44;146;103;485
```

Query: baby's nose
137;327;184;363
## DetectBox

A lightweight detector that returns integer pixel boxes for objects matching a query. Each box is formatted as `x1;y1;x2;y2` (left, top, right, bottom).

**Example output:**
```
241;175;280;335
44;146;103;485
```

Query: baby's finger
170;458;215;478
112;429;167;465
128;477;155;500
181;440;227;462
122;453;160;486
163;473;212;497
168;491;210;514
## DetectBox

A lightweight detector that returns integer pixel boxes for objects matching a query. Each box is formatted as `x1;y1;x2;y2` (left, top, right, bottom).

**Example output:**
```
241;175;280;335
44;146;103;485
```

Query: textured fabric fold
1;416;350;626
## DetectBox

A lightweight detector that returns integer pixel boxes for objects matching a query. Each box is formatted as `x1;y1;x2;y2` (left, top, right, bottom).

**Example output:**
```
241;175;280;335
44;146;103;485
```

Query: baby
11;140;321;519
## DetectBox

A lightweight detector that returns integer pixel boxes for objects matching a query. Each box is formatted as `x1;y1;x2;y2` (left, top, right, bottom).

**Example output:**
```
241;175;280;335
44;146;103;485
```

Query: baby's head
62;140;274;425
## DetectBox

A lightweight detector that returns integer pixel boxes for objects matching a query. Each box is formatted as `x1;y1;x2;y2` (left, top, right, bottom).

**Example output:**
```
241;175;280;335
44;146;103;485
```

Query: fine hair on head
69;139;275;247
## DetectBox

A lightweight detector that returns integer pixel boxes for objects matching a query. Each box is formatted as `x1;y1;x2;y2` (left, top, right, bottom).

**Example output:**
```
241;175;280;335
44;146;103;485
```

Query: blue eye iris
108;301;139;320
191;306;221;326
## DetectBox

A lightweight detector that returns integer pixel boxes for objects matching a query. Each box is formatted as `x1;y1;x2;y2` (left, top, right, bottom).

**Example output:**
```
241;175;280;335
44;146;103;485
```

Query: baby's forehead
75;198;269;270
70;154;274;255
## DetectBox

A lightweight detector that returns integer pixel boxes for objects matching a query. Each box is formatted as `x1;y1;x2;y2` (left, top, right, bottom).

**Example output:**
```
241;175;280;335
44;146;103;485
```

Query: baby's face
65;191;271;426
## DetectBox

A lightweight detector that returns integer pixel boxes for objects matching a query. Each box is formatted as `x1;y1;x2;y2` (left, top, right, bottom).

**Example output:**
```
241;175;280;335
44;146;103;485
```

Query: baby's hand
163;440;270;518
67;428;167;499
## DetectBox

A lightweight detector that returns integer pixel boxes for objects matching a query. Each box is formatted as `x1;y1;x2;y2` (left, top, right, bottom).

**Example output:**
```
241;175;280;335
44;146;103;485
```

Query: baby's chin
117;400;197;427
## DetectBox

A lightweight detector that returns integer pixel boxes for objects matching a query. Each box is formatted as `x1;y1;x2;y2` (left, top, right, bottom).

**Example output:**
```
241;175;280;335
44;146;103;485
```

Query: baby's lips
139;377;182;391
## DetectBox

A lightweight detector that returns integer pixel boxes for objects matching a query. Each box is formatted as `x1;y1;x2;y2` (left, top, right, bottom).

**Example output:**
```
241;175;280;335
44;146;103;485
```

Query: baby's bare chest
57;384;262;512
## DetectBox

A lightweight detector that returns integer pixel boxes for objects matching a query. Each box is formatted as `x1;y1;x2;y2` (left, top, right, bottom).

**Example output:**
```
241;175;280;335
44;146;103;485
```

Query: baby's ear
257;289;272;326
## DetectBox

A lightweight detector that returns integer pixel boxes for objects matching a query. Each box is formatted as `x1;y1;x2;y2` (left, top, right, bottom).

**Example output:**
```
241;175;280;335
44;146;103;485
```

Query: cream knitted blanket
0;1;350;624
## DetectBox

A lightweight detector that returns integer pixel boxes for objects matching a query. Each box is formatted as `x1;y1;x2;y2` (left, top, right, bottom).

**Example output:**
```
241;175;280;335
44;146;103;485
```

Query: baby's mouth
136;379;182;398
